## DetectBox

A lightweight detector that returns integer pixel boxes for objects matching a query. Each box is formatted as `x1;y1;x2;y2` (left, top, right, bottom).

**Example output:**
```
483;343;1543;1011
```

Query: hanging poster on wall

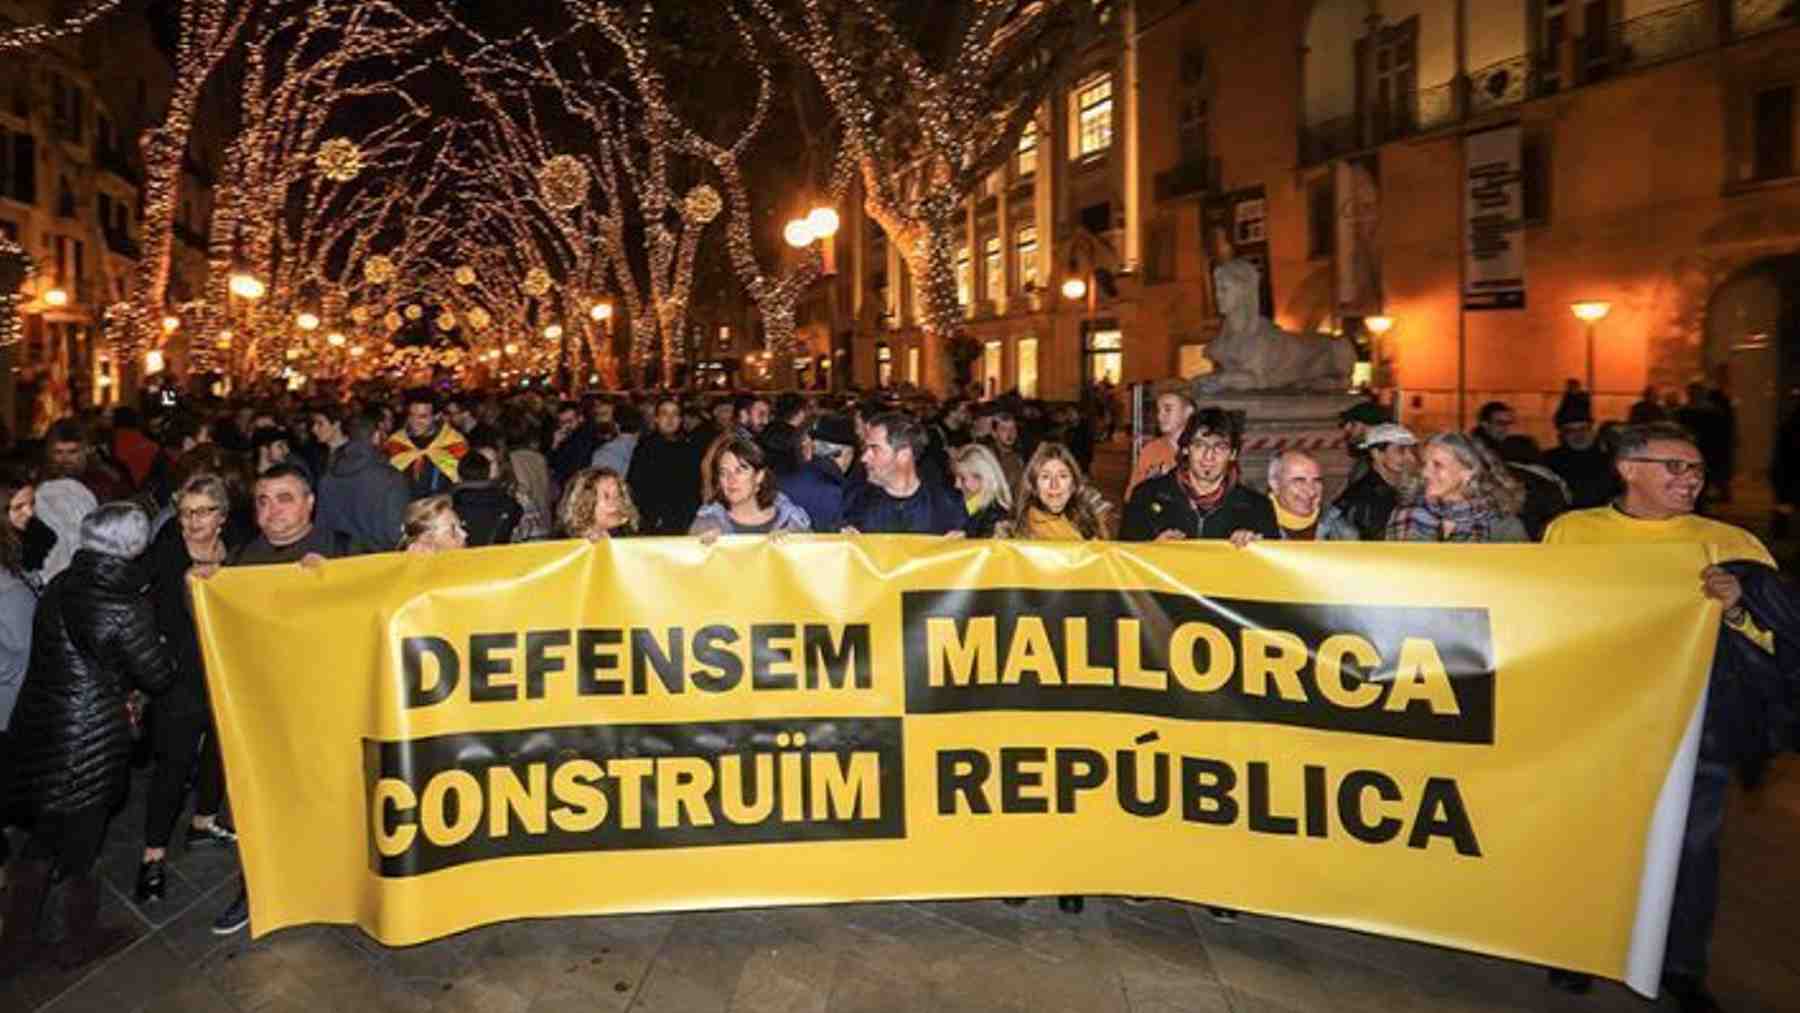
1464;125;1526;311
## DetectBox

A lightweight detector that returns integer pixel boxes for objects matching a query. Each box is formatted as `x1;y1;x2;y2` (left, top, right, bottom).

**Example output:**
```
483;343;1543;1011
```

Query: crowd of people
0;376;1786;1013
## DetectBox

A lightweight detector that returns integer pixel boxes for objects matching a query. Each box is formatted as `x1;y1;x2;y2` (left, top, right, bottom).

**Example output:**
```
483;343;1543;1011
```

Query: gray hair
813;438;852;460
1266;450;1318;489
1611;421;1696;464
80;501;151;559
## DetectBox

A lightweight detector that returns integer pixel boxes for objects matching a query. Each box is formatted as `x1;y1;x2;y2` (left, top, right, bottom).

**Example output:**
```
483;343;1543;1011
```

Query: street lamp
296;312;320;331
1570;300;1612;394
326;331;346;347
589;301;613;322
544;323;564;340
161;315;180;333
783;219;815;249
43;288;68;308
1061;277;1088;301
144;349;165;374
806;207;840;239
1364;315;1395;385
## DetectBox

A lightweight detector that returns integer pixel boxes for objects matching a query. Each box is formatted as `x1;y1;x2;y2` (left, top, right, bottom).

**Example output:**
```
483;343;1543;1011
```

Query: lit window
1076;76;1113;158
1018;122;1039;177
956;247;971;307
984;236;1002;303
1016;226;1039;290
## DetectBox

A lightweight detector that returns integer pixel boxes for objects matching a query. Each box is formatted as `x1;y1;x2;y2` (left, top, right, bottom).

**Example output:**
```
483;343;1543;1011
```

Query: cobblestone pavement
5;440;1797;1013
3;755;1798;1012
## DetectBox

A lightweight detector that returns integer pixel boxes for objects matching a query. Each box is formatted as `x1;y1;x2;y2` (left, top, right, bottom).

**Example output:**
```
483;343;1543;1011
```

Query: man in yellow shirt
1542;421;1772;1013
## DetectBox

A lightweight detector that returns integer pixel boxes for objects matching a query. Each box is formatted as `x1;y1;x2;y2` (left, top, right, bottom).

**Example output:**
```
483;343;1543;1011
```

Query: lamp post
1570;300;1611;395
590;300;613;387
1364;314;1395;388
781;206;840;387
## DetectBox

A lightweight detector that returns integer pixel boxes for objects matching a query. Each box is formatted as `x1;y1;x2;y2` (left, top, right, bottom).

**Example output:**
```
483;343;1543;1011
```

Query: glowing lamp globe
144;350;165;374
161;315;180;333
1364;315;1395;336
590;302;613;322
806;207;840;239
43;288;69;307
1570;301;1612;324
1061;277;1088;301
296;312;320;331
783;219;815;249
544;324;564;340
326;332;346;347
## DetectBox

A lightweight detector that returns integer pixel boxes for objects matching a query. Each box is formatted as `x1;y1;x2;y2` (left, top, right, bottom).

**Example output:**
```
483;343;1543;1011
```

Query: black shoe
1207;906;1238;924
1056;895;1083;914
134;859;166;904
1546;969;1592;994
188;821;237;848
1661;975;1724;1013
211;888;249;936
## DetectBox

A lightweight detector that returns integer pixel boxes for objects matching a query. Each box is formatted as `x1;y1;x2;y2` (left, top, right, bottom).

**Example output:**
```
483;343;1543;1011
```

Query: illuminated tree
0;0;122;51
746;0;1104;387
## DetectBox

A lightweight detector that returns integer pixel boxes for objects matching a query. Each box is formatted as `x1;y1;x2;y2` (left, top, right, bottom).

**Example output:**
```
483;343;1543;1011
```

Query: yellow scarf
1270;493;1319;534
1023;506;1084;540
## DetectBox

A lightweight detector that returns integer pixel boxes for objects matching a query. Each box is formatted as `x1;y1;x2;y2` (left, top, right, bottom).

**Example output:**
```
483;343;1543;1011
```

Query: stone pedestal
1198;393;1366;501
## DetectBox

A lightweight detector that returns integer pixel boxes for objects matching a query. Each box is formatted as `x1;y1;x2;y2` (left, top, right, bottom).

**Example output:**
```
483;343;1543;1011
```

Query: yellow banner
193;538;1717;995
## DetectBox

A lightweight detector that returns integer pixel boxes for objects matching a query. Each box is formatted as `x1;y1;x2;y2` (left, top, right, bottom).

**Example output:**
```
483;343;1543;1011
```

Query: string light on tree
384;310;403;331
365;256;397;285
467;306;491;331
404;303;423;321
436;310;456;331
350;305;369;325
0;237;37;348
536;155;590;211
454;265;476;286
685;185;722;224
522;267;552;297
314;137;365;182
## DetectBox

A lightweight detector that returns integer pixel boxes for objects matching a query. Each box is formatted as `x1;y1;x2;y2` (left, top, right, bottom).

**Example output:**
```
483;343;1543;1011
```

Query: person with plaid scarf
1120;408;1278;543
1384;432;1527;543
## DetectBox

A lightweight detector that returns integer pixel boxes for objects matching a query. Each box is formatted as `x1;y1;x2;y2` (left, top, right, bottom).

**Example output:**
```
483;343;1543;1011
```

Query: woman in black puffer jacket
1;502;173;977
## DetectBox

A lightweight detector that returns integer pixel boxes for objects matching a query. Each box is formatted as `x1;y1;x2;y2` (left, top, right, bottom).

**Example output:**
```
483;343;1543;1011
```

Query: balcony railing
1299;0;1792;166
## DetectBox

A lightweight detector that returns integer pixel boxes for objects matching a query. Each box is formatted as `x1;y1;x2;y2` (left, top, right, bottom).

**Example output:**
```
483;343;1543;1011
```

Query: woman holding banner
689;437;812;540
1384;433;1527;543
400;495;470;554
559;467;641;540
1003;443;1112;915
949;443;1012;539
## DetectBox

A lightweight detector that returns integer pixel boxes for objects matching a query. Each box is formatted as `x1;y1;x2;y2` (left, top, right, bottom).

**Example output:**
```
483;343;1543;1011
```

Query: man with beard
385;389;466;500
1544;392;1615;508
627;395;703;535
841;413;966;535
1120;408;1278;542
1541;422;1774;1013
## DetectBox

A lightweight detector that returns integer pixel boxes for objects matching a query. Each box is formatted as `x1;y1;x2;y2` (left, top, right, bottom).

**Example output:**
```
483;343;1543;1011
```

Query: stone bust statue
1195;227;1355;393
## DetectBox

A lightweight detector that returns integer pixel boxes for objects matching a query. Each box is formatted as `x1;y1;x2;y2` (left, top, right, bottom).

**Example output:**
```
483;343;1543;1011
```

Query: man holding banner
1544;421;1783;1013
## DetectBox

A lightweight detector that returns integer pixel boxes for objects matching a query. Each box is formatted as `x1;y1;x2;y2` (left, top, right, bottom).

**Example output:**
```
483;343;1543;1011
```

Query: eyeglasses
1624;457;1704;477
1189;440;1233;457
178;505;223;521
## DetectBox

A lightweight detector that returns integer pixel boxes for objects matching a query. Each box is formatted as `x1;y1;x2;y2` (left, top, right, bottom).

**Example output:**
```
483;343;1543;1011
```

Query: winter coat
146;522;239;720
0;567;35;731
1544;444;1617;510
453;482;523;547
1119;473;1279;542
1327;469;1402;542
779;457;851;534
690;491;813;535
963;499;1009;539
628;433;704;535
841;478;968;535
7;549;174;813
316;440;410;554
1712;561;1800;783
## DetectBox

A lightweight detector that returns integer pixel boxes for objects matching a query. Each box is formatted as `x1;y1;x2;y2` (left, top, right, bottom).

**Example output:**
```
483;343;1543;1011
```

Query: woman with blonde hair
1384;431;1528;542
1000;442;1113;541
558;467;640;541
950;443;1012;538
399;495;467;554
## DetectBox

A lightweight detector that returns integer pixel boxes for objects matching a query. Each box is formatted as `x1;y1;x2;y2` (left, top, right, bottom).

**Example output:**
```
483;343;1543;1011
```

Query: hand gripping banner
192;537;1719;996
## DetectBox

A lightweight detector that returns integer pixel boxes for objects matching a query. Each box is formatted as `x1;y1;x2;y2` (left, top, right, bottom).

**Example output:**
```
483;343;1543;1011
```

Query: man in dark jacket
1544;392;1615;509
451;452;521;546
2;503;173;976
1325;422;1417;540
385;389;466;500
842;412;967;534
780;414;856;534
316;409;409;554
547;400;600;489
627;397;703;535
1120;408;1278;542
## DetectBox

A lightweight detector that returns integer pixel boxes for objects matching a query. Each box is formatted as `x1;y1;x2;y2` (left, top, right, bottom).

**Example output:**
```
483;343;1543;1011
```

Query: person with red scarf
1119;408;1278;543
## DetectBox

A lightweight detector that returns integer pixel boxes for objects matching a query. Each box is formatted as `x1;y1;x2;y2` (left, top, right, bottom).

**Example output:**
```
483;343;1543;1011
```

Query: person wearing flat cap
1325;422;1419;540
